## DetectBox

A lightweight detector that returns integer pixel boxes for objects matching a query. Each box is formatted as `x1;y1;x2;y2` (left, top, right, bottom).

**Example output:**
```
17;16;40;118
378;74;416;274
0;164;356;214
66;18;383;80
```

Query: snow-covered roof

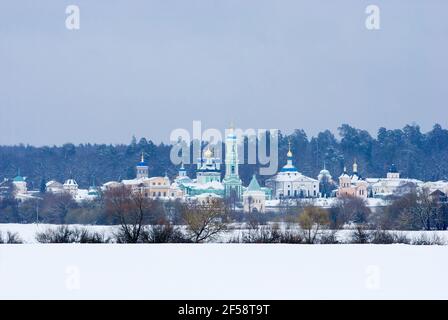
421;181;448;192
268;171;318;183
370;178;422;188
195;193;222;199
182;180;224;190
103;181;121;187
64;179;78;186
265;197;387;209
46;180;62;187
318;169;332;180
122;178;145;185
72;188;99;202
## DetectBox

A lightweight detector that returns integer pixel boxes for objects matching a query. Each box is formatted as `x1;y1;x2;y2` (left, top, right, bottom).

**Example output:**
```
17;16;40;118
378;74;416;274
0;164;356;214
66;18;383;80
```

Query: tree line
1;123;448;190
2;191;447;244
1;181;447;234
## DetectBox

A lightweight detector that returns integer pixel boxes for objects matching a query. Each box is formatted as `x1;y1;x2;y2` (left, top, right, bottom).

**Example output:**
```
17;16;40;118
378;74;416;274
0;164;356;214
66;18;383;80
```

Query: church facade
337;161;368;199
266;144;319;199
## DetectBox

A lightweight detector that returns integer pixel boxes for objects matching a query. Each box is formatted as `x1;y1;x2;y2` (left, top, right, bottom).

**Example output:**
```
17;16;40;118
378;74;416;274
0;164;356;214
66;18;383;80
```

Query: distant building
337;161;368;199
222;125;243;200
196;148;221;184
194;192;222;205
243;175;266;213
317;164;337;197
136;152;149;179
63;179;79;196
46;180;64;193
266;143;319;199
430;189;447;203
12;170;27;196
366;164;422;198
119;155;184;200
421;180;448;196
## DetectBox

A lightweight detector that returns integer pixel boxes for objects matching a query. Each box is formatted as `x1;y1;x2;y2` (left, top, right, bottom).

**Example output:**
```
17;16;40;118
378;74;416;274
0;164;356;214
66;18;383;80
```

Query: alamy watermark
65;5;80;30
365;265;381;290
169;121;279;176
365;5;380;30
65;265;81;291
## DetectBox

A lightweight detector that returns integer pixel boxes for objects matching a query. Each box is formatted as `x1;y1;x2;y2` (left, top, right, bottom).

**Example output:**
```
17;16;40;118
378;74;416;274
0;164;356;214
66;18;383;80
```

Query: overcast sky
0;0;447;146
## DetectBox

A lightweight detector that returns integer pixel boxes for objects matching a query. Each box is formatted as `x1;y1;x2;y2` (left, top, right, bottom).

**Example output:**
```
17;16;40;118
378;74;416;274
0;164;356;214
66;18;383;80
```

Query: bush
140;224;191;243
279;230;304;244
349;225;371;244
390;232;411;244
114;223;191;243
0;231;23;244
36;225;110;243
411;233;446;246
239;224;304;244
370;230;396;244
242;225;280;243
319;231;339;244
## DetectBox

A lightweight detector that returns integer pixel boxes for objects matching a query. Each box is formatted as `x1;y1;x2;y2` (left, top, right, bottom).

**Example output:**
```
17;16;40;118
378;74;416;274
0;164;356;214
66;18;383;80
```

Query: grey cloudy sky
0;0;447;146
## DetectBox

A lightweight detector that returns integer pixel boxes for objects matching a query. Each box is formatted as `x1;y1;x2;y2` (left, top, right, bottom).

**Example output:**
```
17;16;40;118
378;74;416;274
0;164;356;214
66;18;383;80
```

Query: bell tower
136;152;149;179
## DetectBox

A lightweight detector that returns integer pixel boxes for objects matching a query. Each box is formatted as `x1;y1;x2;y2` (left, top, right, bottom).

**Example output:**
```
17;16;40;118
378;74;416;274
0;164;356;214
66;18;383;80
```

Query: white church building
266;143;319;199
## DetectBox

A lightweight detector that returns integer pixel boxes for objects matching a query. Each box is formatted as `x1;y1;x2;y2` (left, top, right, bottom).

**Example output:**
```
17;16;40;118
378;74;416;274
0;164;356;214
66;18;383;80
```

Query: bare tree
225;189;239;214
411;189;438;230
41;192;78;223
104;186;155;243
298;206;330;244
247;195;254;213
182;199;228;243
383;190;448;231
434;202;448;230
329;195;370;228
349;224;371;244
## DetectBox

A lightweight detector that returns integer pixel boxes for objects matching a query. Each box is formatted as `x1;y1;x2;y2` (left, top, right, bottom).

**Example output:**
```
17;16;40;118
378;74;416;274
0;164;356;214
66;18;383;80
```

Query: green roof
247;175;261;192
13;176;25;182
223;175;242;184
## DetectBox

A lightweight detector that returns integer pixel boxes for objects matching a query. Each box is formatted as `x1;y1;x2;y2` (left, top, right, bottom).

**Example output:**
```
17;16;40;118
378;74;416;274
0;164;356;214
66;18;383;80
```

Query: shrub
279;230;304;244
411;233;446;245
349;225;371;244
239;224;304;244
391;232;411;244
0;231;23;244
370;230;395;244
319;231;339;244
140;224;191;243
242;226;280;243
36;225;110;243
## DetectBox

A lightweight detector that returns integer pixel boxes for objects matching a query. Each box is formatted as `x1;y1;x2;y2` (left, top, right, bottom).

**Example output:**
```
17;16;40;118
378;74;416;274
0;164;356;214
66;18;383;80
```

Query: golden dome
204;148;213;158
287;139;293;157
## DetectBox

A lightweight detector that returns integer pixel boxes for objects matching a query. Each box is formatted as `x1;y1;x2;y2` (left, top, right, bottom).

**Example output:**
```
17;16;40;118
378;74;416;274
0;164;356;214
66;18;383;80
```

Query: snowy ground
1;244;448;299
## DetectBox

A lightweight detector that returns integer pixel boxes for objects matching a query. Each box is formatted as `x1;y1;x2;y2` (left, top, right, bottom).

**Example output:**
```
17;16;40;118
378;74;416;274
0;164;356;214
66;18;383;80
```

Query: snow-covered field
1;244;448;299
1;224;448;299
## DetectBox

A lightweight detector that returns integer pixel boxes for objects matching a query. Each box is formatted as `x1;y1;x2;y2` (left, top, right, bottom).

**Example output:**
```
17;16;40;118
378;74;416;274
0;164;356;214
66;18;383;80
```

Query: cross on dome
287;139;293;158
